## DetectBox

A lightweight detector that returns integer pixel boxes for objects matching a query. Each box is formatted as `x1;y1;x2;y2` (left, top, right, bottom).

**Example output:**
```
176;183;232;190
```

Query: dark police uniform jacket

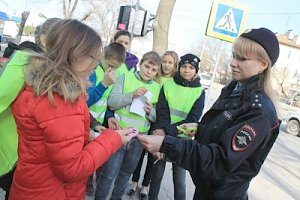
160;75;281;199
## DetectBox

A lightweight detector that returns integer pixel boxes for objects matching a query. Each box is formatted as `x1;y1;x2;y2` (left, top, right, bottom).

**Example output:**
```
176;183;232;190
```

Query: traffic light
116;5;155;37
117;6;131;30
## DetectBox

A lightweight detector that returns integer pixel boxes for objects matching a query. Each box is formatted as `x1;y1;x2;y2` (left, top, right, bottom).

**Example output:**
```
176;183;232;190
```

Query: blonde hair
161;50;179;77
26;19;102;106
233;37;278;109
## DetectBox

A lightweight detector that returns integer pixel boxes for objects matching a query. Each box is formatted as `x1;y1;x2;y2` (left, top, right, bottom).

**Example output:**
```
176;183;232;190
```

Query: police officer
138;28;281;200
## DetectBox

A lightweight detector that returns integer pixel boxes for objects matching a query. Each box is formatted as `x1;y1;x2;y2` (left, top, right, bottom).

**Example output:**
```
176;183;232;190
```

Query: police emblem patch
232;124;256;151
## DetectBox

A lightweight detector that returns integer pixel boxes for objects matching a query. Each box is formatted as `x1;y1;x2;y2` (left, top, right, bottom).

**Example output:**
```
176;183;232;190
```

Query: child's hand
102;67;116;87
108;117;120;130
89;130;96;141
132;87;147;99
94;125;106;133
143;101;153;114
89;126;106;141
116;129;134;144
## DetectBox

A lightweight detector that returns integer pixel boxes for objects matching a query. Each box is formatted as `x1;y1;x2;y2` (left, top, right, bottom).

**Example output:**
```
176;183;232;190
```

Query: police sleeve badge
232;124;257;152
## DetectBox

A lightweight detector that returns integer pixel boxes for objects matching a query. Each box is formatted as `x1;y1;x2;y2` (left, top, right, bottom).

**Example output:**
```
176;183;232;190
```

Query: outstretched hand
116;129;134;144
137;134;164;154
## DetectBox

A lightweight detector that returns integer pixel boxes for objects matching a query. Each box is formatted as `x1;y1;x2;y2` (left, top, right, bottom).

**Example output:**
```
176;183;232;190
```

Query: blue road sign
206;0;249;42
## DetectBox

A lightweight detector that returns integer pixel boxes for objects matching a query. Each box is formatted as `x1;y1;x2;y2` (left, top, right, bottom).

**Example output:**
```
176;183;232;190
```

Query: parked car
284;112;300;137
200;73;211;89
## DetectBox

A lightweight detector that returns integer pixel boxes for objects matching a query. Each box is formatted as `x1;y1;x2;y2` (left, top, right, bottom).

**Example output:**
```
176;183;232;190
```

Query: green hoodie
0;50;29;176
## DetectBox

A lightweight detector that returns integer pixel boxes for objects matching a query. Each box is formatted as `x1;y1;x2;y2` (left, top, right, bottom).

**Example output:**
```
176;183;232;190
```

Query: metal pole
204;39;223;110
129;0;140;51
200;36;207;60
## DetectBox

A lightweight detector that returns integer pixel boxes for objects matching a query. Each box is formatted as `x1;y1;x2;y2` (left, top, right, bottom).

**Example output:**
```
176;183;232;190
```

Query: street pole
129;0;140;51
200;36;207;60
204;39;223;111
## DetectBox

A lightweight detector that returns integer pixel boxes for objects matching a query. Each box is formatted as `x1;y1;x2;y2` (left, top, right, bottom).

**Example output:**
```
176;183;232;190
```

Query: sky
1;0;300;52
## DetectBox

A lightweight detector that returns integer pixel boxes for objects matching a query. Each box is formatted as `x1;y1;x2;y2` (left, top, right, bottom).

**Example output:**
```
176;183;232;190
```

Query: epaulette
250;92;263;110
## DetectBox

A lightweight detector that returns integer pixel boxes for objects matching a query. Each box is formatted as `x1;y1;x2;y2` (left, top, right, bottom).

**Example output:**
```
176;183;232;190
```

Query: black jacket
152;72;205;136
160;75;281;199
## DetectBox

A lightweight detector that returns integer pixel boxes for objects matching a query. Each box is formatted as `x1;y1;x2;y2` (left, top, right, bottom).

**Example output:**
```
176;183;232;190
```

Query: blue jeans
149;160;186;200
94;138;144;200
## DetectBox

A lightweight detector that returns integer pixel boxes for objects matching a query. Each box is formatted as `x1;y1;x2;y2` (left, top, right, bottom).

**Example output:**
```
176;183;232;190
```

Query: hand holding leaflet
130;91;152;117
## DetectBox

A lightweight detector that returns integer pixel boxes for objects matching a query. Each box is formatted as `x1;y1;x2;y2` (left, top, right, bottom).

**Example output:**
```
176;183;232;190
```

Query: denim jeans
149;160;186;200
94;137;144;200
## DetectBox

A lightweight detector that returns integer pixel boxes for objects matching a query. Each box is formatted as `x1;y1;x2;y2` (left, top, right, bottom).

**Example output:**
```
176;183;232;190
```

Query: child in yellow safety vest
86;42;126;195
127;50;180;200
94;51;161;200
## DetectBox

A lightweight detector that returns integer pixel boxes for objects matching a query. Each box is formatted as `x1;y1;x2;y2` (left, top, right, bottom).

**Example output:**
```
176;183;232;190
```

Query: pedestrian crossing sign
206;0;249;42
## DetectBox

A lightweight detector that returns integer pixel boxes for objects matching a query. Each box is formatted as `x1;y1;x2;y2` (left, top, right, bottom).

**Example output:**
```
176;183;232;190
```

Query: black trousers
0;167;15;200
131;149;154;187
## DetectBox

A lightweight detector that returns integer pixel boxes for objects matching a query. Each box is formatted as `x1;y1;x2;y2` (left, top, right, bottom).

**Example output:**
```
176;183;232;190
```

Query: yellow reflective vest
0;51;29;176
115;72;160;133
163;79;203;124
160;76;173;86
88;66;113;124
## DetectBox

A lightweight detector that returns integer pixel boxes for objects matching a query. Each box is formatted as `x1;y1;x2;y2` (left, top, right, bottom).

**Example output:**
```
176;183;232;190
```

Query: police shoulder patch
232;124;256;152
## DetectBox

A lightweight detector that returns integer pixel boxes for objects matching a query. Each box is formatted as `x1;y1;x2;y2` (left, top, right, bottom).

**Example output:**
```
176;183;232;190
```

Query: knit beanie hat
178;53;201;73
240;28;280;66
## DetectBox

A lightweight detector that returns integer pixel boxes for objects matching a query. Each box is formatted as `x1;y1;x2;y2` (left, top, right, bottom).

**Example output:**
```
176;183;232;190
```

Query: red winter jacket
10;86;122;200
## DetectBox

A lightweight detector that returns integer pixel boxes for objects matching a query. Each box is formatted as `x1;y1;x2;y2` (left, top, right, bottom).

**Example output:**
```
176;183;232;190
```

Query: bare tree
293;69;300;85
38;12;47;19
85;0;124;45
62;0;79;18
15;11;30;44
198;37;230;75
272;65;290;100
81;10;92;21
152;0;176;55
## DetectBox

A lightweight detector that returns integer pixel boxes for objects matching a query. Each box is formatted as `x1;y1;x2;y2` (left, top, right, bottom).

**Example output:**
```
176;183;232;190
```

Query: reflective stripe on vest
89;99;107;122
163;79;203;124
89;66;112;124
115;72;160;132
115;111;151;133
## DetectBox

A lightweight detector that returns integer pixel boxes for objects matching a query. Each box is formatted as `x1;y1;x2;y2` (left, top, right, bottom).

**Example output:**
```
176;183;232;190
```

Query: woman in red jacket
10;19;133;200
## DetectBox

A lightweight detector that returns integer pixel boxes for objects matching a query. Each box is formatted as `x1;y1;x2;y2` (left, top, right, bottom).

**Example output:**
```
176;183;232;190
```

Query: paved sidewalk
86;156;195;200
